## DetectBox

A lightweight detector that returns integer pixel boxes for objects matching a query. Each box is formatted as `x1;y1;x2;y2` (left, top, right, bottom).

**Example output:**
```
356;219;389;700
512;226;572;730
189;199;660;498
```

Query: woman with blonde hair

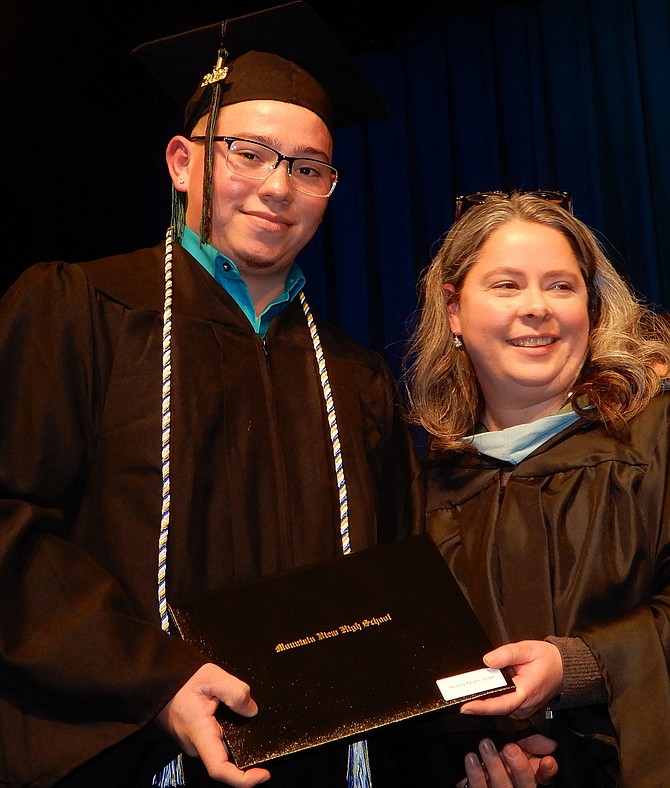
404;191;670;787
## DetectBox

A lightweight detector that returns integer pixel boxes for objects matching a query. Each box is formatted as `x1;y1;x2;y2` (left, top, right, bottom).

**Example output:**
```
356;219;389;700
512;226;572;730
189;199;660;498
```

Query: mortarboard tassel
200;27;229;245
171;184;186;242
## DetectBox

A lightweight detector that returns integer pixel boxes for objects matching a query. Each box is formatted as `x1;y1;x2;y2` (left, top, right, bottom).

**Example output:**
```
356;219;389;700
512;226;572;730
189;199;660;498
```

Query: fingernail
480;738;495;755
503;742;521;759
464;752;479;769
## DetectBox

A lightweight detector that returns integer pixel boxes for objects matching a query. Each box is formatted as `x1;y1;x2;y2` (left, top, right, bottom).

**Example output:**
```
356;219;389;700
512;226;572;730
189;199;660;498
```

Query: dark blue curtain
7;0;670;383
298;0;670;377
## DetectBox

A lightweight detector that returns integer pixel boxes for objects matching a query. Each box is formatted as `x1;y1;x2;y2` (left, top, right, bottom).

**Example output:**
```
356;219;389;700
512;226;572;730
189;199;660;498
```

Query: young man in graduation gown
0;4;424;786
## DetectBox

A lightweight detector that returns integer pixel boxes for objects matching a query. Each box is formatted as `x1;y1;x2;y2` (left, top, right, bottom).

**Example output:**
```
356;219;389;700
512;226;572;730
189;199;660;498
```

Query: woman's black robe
425;393;670;787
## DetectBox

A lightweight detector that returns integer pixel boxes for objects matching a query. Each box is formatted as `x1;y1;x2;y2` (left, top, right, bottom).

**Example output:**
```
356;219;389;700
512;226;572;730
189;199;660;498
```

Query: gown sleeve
0;262;203;784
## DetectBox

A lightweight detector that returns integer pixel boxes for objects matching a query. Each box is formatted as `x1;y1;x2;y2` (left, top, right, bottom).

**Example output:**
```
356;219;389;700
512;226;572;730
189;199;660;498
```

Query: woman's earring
453;334;463;349
178;178;185;185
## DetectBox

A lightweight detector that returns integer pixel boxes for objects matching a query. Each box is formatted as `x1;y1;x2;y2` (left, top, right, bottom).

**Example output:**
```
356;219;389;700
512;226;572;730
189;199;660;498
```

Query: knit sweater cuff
545;635;607;709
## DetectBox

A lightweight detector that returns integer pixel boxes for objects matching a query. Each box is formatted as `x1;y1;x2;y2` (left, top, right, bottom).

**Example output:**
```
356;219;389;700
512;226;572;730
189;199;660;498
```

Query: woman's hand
460;641;563;720
456;734;558;787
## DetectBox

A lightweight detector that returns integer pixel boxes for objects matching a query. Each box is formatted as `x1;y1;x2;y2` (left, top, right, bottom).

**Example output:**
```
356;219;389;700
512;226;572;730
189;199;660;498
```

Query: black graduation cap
132;1;389;132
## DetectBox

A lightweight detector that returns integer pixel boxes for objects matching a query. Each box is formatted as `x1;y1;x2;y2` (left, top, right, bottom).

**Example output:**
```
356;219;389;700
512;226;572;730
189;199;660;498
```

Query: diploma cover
168;534;515;768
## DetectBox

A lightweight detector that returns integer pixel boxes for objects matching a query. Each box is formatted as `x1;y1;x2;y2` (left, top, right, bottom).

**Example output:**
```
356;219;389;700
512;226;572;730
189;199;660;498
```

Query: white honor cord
153;227;185;786
153;233;369;786
300;292;371;788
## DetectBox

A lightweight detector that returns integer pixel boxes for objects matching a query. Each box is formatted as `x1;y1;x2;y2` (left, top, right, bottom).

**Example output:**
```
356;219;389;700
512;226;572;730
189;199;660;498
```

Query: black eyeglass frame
455;190;574;220
189;135;339;198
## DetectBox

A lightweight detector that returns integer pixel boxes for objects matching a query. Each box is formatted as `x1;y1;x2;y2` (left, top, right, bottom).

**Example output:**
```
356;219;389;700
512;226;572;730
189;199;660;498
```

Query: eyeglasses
189;136;339;198
454;190;573;220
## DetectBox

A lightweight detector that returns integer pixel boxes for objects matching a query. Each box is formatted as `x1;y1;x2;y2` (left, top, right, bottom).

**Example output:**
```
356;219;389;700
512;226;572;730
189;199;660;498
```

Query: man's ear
165;135;191;192
442;283;461;335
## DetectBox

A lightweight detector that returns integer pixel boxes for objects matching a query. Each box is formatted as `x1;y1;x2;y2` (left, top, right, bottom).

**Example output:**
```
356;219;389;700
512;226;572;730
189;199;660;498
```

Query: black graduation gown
424;392;670;788
0;242;423;787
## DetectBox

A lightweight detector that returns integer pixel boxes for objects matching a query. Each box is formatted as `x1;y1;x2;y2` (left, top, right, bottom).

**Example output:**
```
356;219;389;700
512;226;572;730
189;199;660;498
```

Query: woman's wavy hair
403;192;670;453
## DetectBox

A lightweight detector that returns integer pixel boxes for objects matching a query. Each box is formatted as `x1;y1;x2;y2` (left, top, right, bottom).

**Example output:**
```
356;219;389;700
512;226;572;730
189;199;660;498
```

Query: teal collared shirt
180;226;306;337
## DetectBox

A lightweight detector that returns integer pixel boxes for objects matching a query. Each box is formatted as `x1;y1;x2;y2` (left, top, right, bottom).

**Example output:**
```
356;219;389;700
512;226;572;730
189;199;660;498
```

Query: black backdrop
5;0;670;378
